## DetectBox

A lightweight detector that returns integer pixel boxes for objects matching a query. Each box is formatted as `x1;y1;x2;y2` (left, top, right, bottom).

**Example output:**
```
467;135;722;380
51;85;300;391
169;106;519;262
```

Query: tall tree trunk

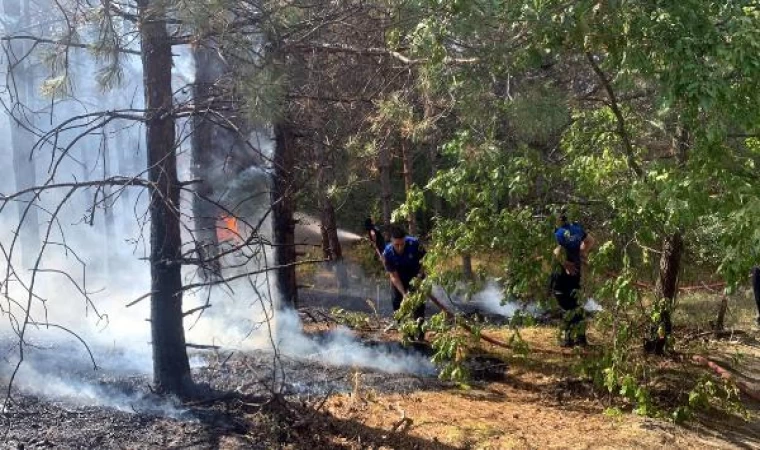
138;0;192;395
272;122;298;308
7;0;40;268
191;43;222;279
650;231;683;354
427;144;442;216
401;141;417;235
714;295;728;336
462;254;473;280
645;125;689;355
422;91;442;220
378;144;392;231
102;132;115;273
316;142;347;289
320;199;348;290
316;143;331;260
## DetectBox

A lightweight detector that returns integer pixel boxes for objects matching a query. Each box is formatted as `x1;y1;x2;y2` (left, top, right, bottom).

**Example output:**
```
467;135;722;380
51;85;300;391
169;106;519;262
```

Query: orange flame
217;215;240;243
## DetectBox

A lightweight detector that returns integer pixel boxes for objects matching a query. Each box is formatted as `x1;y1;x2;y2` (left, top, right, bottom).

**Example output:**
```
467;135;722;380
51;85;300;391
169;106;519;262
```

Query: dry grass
674;290;758;331
297;245;760;449
318;324;760;449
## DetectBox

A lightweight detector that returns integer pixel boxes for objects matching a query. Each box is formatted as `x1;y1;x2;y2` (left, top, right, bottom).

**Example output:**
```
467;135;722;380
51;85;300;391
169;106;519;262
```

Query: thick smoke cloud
0;31;432;412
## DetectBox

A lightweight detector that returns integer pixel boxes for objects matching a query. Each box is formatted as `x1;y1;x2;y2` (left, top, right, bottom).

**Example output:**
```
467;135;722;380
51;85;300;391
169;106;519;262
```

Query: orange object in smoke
217;215;240;242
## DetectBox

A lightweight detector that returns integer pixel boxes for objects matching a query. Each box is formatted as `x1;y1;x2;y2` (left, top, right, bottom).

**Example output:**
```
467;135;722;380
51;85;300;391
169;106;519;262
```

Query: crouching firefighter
551;211;595;347
383;225;426;341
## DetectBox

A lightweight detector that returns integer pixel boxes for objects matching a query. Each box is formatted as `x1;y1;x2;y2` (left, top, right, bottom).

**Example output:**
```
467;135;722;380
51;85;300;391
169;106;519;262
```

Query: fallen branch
186;343;221;350
391;404;413;433
606;273;726;292
220;352;234;368
682;329;750;344
691;355;760;402
427;294;511;350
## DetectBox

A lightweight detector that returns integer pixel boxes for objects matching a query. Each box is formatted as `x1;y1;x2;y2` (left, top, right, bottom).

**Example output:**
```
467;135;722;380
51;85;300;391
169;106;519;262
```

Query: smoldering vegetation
0;8;437;427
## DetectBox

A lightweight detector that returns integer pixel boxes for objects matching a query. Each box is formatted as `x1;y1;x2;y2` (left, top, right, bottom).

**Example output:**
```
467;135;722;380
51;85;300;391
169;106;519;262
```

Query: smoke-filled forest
0;0;759;448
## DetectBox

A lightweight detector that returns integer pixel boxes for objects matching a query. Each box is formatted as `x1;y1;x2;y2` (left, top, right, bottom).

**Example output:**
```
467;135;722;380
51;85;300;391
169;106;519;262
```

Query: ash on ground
2;336;444;449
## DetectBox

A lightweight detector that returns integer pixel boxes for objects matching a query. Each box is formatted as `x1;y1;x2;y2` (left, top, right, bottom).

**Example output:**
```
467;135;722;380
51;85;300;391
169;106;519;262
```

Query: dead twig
391;404;413;433
186;343;221;350
182;304;212;317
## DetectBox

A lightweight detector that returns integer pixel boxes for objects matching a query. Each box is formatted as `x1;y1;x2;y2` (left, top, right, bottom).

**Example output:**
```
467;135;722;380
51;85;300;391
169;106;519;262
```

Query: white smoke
584;298;604;312
181;274;434;376
0;9;433;415
432;281;539;318
5;342;188;418
433;280;604;319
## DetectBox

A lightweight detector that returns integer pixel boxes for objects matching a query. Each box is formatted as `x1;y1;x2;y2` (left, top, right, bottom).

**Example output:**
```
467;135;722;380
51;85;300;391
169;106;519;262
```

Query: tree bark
6;0;40;268
462;254;473;280
427;144;442;216
714;295;728;336
378;143;392;231
191;42;222;279
650;231;683;354
316;142;347;289
138;0;192;395
646;125;688;355
401;141;417;235
422;91;442;218
272;122;298;308
102;132;115;272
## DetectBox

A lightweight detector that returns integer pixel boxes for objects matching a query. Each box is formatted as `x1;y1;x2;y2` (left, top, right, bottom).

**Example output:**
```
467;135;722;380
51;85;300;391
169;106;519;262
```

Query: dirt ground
4;240;760;449
316;326;760;450
4;320;758;450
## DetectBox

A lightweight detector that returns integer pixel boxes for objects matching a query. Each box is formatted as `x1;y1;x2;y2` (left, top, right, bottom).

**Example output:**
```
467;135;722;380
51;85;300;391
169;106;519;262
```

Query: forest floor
3;319;758;449
3;234;760;449
312;325;760;449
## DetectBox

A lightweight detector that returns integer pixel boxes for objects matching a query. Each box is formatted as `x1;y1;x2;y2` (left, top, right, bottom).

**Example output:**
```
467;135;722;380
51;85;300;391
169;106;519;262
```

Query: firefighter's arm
389;271;407;295
366;231;384;260
554;245;577;275
581;233;596;261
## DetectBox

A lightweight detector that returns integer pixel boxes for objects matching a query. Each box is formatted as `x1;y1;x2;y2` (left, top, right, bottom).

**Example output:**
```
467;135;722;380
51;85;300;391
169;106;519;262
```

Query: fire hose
426;293;511;350
691;355;760;402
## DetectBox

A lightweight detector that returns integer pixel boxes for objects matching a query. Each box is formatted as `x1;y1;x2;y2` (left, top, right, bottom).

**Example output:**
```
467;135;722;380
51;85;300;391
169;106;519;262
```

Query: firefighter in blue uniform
552;211;595;347
382;225;426;340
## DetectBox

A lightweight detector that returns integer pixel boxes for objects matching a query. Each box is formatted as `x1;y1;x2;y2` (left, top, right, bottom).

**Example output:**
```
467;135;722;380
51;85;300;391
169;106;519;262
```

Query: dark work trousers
553;271;586;342
753;267;760;323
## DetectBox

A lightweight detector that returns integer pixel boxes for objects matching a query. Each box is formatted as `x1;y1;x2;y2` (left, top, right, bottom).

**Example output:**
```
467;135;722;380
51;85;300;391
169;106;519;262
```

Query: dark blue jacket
383;237;425;286
555;222;587;267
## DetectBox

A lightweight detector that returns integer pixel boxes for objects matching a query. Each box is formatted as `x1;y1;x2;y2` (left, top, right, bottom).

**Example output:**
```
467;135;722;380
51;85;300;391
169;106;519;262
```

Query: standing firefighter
551;211;595;347
364;217;386;262
383;225;426;340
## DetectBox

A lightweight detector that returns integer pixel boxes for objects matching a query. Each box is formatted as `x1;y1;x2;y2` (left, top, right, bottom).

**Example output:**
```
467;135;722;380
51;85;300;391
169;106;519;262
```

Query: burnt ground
4;315;759;449
2;344;450;450
3;270;760;449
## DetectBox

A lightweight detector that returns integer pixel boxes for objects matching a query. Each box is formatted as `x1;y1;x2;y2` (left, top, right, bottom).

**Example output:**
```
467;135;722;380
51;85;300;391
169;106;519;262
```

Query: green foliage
391;184;425;226
330;307;373;330
673;375;749;424
427;312;473;383
379;0;760;421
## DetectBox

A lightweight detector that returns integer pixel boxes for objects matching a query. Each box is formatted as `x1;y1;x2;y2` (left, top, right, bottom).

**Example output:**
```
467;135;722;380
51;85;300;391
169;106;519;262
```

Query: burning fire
217;215;241;243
